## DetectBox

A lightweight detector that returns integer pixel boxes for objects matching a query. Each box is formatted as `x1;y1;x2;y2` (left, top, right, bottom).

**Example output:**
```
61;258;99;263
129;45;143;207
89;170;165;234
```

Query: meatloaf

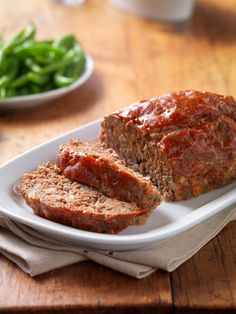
100;90;236;201
56;139;161;209
17;162;151;234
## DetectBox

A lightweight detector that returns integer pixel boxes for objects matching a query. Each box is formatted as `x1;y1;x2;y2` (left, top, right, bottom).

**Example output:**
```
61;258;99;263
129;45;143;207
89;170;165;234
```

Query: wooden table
0;0;236;313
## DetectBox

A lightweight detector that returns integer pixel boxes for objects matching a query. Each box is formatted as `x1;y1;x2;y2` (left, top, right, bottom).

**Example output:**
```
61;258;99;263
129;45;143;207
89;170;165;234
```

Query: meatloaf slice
56;140;161;210
17;162;151;234
100;90;236;201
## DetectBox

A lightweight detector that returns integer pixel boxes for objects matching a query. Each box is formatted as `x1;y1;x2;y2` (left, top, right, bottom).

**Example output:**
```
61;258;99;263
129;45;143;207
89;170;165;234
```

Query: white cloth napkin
0;205;235;279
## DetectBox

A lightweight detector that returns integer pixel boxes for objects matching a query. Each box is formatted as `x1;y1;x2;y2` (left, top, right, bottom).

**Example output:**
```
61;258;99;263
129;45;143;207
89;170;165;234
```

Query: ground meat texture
17;163;151;234
56;140;161;210
100;90;236;201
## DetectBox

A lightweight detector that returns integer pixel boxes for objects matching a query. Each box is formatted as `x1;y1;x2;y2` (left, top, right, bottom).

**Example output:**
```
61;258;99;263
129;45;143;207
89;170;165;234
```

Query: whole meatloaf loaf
56;139;161;210
17;162;151;234
100;90;236;201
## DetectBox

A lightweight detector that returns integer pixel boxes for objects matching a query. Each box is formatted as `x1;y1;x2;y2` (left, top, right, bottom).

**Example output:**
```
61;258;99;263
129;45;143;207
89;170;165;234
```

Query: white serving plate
0;119;235;250
0;54;93;109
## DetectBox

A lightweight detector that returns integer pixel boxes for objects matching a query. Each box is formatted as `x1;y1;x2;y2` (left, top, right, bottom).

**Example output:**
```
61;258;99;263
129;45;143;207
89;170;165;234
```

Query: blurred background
0;0;235;163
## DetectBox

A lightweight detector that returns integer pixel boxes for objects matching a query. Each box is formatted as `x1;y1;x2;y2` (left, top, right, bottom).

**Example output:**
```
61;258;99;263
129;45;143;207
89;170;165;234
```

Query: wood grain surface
0;256;171;313
0;0;236;313
173;221;236;313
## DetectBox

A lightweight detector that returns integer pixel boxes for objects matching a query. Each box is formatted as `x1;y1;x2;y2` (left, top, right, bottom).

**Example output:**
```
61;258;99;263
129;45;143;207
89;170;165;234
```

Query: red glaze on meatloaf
100;90;236;201
56;140;161;210
116;90;236;133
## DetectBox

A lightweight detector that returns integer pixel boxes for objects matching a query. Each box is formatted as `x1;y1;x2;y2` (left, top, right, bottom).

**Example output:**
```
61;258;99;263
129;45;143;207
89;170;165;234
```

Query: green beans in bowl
0;24;93;108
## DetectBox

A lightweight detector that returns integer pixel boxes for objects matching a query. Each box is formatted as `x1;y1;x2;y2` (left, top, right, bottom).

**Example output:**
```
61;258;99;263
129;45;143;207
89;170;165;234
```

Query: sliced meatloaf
17;162;151;234
56;139;161;210
100;90;236;201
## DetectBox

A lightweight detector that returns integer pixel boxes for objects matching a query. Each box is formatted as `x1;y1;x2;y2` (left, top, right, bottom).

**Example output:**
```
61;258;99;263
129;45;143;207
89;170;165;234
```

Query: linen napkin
0;205;235;279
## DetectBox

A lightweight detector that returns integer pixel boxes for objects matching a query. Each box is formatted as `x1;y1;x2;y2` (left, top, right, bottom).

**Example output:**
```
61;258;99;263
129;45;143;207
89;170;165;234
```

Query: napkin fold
0;205;235;279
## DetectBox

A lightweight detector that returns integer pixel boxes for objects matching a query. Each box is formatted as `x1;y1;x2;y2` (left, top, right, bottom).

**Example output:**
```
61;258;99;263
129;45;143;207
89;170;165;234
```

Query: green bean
53;34;76;50
0;86;16;98
0;87;6;98
11;73;28;88
4;23;36;54
0;57;19;86
69;52;85;77
5;86;16;97
29;84;41;94
54;73;74;87
0;54;7;76
13;42;65;58
42;82;55;92
0;53;14;75
28;72;49;85
25;58;42;72
54;52;85;87
39;48;80;74
17;86;30;96
12;71;49;88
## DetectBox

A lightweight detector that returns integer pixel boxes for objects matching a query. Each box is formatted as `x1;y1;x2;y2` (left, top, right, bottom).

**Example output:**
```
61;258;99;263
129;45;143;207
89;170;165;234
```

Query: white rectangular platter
0;119;235;250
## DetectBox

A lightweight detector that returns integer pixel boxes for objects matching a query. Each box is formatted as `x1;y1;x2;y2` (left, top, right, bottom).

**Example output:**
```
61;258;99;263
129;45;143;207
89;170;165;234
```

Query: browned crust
23;195;145;234
17;163;150;234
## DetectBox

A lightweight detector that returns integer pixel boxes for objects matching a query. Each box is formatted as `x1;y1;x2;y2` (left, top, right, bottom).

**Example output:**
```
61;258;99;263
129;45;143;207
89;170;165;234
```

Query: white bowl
0;54;94;110
111;0;195;22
